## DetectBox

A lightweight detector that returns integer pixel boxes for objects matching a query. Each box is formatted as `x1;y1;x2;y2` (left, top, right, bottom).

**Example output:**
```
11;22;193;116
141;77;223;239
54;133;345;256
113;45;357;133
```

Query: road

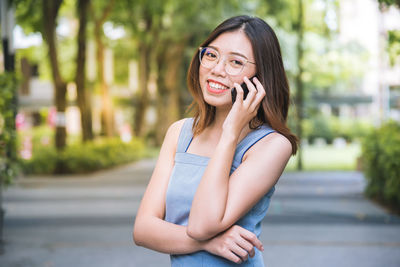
1;159;400;267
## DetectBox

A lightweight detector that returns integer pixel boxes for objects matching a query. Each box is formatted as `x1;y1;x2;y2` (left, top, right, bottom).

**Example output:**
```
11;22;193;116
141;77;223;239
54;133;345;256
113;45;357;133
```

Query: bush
20;146;58;174
0;73;19;184
361;121;400;211
20;137;145;175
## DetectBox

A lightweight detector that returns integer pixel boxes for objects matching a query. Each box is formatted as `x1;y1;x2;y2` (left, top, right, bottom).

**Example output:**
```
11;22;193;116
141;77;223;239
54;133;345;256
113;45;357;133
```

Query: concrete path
1;159;399;267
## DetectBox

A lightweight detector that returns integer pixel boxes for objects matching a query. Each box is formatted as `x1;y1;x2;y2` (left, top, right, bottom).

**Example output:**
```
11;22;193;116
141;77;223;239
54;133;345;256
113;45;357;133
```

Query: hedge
20;137;145;175
361;121;400;211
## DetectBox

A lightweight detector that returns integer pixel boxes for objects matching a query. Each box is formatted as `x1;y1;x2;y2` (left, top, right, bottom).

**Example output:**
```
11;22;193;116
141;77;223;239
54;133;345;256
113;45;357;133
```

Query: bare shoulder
169;118;187;132
244;131;292;161
166;118;187;138
162;118;189;149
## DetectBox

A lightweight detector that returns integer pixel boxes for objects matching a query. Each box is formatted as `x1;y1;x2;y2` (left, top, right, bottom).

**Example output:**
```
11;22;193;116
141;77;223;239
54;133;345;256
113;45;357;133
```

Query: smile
207;80;230;95
208;81;229;90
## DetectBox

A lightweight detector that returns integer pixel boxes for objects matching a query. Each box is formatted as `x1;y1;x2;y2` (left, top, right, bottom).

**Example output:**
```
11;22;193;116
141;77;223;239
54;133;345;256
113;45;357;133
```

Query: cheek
198;68;208;91
199;67;206;83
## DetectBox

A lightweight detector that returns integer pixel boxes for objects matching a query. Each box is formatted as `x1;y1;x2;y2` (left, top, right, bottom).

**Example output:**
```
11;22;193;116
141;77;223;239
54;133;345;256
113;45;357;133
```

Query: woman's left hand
223;76;266;138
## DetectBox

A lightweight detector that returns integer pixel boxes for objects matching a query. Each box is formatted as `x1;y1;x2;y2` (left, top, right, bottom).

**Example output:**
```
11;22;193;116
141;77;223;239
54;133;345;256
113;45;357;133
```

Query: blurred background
0;0;400;266
0;0;399;173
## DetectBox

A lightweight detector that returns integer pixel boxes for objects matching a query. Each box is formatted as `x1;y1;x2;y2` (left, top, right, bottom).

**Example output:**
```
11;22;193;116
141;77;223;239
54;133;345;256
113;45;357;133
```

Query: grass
285;143;361;171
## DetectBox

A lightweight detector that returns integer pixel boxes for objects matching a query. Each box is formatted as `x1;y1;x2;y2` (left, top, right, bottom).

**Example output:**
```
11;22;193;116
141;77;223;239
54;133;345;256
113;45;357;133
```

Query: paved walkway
1;159;400;267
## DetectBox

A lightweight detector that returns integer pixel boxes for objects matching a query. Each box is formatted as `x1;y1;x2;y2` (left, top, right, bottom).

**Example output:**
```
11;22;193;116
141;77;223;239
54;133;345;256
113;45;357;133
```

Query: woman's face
199;30;257;109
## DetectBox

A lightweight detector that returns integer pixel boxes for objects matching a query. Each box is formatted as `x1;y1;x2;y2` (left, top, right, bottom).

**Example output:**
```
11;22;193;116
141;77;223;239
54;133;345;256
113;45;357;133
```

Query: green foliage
19;137;145;174
377;1;400;66
303;115;373;144
361;121;400;211
378;0;400;9
20;145;58;174
0;73;19;184
303;115;335;144
60;138;145;173
14;0;77;82
13;0;43;34
387;30;400;66
302;40;368;93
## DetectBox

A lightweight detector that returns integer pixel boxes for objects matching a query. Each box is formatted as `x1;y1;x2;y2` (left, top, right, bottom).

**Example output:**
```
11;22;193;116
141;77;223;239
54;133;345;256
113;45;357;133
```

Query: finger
243;76;257;105
252;77;266;99
236;237;255;258
222;249;243;264
240;229;264;252
249;77;266;111
233;82;244;105
230;244;249;263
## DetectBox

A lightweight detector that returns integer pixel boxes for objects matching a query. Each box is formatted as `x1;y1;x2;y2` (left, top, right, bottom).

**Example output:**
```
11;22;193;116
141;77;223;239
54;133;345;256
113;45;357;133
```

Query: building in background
336;0;400;122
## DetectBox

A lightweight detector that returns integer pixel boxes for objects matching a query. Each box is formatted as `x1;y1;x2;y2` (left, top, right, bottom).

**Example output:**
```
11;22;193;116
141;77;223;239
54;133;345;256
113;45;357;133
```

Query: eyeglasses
198;46;256;76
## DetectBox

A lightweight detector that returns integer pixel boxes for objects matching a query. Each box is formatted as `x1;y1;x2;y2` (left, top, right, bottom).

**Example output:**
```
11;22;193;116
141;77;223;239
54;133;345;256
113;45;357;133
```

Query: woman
134;15;297;266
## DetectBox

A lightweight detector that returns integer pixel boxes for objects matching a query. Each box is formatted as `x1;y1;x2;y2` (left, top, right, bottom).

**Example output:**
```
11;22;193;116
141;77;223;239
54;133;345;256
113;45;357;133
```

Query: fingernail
261;246;264;251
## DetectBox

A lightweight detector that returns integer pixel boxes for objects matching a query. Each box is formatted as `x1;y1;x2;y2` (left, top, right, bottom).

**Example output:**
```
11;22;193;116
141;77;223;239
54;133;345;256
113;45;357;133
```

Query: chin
203;94;232;109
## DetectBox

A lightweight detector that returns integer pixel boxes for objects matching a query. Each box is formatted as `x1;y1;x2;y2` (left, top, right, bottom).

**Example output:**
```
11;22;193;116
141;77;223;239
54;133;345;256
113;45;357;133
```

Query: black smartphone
231;77;256;104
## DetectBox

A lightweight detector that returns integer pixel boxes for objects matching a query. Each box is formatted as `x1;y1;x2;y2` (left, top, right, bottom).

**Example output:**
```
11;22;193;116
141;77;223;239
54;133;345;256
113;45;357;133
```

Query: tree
15;0;96;147
260;0;367;169
113;0;249;140
294;0;305;170
111;0;164;137
261;0;306;169
378;0;400;66
41;0;68;150
75;0;93;141
378;0;400;8
91;0;116;137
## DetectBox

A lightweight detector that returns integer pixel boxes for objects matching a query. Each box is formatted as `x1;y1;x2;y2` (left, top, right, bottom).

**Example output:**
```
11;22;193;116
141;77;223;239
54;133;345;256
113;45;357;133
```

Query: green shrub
20;137;145;175
361;121;400;211
19;146;58;174
304;115;335;144
0;73;19;184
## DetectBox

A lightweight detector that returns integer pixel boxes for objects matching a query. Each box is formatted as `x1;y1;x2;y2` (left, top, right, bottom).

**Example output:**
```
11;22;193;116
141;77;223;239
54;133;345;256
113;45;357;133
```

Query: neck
211;107;230;129
212;106;251;137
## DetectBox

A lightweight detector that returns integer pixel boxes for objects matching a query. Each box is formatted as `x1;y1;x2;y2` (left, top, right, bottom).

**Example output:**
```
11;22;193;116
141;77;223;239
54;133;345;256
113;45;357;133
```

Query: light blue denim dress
165;118;275;267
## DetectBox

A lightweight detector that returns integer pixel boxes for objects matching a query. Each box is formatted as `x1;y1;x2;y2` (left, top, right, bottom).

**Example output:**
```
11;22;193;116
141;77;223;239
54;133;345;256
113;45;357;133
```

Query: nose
211;58;227;76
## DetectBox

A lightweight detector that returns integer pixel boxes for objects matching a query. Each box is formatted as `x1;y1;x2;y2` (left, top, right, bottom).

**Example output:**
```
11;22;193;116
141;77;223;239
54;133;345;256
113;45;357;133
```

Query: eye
204;49;218;60
229;58;245;68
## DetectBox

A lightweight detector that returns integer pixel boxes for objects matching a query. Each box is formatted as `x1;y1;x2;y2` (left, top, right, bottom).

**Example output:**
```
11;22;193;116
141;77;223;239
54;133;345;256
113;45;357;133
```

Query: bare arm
133;119;203;254
133;119;263;262
187;77;293;240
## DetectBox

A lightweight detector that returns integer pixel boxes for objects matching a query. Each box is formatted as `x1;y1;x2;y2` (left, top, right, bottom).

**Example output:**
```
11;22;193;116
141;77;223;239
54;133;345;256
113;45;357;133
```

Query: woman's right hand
202;225;264;264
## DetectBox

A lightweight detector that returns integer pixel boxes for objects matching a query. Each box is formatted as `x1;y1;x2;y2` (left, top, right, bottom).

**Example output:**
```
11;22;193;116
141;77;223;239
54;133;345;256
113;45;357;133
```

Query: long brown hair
187;15;298;155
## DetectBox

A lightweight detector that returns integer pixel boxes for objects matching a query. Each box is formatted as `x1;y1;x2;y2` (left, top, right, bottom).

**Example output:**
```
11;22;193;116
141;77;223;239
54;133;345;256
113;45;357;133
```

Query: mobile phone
231;77;256;104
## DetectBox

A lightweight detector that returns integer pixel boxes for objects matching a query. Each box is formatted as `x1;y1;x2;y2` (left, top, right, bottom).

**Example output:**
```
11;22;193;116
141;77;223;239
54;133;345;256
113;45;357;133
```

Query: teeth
209;82;228;90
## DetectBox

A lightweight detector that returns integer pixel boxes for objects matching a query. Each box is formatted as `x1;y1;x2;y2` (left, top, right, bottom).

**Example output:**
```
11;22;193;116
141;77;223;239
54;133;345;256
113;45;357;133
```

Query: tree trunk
155;41;186;145
134;42;151;137
96;35;114;137
295;0;304;170
76;0;93;142
42;0;67;150
94;0;115;137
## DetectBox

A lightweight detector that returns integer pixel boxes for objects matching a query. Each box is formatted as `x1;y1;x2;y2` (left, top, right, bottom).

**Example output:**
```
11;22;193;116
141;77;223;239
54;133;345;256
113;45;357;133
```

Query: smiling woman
133;15;298;266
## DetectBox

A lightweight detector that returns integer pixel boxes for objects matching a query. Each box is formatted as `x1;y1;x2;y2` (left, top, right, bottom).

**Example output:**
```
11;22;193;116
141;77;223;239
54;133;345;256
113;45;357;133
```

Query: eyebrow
208;45;250;60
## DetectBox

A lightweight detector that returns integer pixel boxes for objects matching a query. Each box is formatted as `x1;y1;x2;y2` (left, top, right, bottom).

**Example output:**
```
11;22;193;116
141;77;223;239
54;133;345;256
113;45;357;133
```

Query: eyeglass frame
198;46;256;76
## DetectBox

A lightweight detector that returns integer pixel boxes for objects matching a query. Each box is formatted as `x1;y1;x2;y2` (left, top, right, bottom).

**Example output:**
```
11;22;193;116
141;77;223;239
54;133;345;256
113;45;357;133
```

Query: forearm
188;133;238;239
134;215;205;254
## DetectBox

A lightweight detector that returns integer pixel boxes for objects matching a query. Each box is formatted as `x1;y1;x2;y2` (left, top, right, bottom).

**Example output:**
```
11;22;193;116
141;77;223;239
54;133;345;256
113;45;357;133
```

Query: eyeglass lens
199;47;246;75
